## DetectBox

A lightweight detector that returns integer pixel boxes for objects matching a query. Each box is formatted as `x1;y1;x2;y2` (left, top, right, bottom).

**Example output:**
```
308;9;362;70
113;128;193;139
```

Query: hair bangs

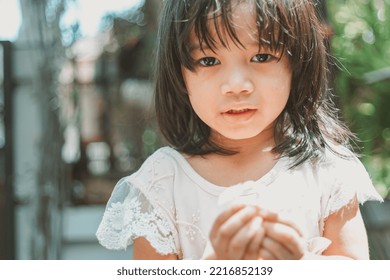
178;0;304;71
254;1;289;55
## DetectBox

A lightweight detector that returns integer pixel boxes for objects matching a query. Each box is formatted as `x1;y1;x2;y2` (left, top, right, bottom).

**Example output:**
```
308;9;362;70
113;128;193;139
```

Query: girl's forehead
189;1;259;49
204;1;257;25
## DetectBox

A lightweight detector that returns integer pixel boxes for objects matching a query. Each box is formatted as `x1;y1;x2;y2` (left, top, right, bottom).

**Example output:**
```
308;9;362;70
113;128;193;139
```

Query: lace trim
325;166;383;218
96;193;178;256
319;156;383;235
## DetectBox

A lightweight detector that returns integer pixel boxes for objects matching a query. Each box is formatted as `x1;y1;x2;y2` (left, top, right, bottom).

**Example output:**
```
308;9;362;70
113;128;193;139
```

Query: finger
210;204;246;238
228;216;263;259
210;204;246;252
259;209;278;221
258;247;277;260
260;211;303;237
243;218;265;260
210;206;258;258
262;236;294;260
263;221;305;259
218;206;258;239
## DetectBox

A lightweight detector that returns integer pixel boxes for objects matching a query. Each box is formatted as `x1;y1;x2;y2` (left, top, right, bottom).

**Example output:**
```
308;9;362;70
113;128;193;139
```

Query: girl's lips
222;108;257;122
226;108;253;114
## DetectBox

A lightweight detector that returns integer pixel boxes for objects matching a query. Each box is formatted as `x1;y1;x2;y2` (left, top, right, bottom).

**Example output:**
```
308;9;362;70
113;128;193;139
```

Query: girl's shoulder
313;145;379;188
130;146;181;183
312;144;369;189
316;144;360;170
103;146;181;212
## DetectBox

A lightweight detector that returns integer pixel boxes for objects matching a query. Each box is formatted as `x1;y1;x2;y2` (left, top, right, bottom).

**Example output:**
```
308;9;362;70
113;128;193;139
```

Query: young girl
96;0;383;260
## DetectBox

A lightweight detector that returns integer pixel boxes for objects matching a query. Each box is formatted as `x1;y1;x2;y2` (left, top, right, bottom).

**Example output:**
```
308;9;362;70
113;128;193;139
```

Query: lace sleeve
322;155;383;219
96;176;179;256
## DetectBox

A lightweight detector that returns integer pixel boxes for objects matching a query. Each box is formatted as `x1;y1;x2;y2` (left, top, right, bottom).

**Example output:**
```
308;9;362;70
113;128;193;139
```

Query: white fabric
96;146;383;259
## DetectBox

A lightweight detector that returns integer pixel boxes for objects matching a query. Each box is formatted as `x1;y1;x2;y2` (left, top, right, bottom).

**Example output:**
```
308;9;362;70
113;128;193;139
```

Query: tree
328;0;390;196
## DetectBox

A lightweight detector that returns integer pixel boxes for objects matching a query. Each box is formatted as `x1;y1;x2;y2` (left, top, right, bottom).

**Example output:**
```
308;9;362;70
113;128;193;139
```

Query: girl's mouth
226;108;252;114
223;108;257;122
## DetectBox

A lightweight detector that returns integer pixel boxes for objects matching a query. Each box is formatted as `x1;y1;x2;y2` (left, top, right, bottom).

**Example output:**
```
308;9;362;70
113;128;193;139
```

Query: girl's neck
186;129;280;187
211;127;276;156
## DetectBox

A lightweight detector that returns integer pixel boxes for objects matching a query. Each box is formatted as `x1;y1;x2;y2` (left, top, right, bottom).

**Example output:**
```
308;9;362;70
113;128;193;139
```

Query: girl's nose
220;66;254;96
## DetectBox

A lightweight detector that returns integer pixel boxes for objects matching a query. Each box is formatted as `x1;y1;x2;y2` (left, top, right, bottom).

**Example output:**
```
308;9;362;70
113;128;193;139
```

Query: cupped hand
258;211;307;260
209;204;265;260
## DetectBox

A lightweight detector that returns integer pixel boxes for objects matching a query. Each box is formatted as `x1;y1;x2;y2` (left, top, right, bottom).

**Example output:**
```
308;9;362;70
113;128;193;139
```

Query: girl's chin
212;129;269;142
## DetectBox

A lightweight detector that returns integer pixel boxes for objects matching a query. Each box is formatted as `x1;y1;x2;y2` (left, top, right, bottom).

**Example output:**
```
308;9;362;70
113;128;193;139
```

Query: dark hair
154;0;354;167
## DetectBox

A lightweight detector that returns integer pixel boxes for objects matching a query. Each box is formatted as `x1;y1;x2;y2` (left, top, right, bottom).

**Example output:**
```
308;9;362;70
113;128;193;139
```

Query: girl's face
182;2;292;145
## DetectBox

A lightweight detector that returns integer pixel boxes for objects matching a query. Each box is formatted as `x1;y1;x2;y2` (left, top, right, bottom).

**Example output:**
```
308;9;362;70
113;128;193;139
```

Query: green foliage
327;0;390;195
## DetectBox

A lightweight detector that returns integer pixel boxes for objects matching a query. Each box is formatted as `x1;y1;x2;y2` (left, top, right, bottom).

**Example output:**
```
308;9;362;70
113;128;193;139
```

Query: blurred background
0;0;388;260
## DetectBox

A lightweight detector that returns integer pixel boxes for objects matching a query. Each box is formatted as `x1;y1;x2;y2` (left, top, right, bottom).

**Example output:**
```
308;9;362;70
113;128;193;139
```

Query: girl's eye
251;54;274;63
199;57;220;67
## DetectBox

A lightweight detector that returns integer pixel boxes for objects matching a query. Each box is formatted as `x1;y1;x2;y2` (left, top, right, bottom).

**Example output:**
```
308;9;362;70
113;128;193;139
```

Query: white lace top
96;146;383;259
